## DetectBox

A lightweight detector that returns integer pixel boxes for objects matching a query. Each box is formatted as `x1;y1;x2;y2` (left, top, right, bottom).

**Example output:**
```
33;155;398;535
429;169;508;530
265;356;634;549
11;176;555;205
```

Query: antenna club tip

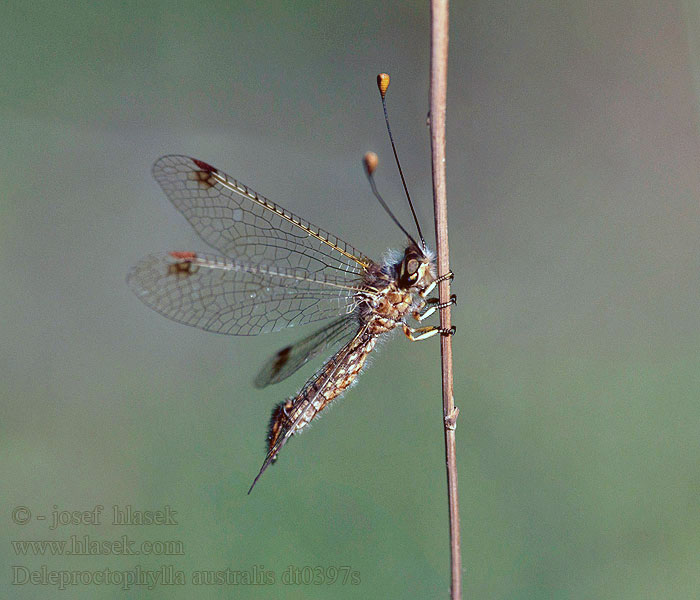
377;73;390;98
363;151;379;175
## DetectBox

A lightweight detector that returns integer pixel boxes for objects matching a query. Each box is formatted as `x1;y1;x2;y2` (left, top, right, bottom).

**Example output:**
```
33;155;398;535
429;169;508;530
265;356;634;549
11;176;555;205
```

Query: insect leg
419;270;454;298
412;294;456;322
435;270;455;283
402;323;456;341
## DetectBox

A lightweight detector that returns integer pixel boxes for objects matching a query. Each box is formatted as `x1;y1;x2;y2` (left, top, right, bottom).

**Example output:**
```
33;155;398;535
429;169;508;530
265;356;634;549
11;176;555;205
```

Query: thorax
356;275;414;335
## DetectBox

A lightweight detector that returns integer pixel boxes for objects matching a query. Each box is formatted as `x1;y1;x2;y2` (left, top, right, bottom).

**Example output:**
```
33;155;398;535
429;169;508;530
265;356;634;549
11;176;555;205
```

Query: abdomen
267;331;377;458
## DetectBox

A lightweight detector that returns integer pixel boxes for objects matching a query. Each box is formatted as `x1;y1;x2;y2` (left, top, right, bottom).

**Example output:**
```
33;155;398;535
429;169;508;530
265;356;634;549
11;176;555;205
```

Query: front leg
419;270;455;299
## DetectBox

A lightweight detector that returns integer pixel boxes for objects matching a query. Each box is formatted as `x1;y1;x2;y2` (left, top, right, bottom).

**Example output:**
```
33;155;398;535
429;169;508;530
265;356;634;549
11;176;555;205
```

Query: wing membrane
254;314;359;387
152;155;372;279
127;252;362;336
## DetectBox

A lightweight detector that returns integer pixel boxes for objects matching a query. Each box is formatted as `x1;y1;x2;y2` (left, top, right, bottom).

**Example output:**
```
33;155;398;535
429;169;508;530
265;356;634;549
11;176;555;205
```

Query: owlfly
128;74;455;492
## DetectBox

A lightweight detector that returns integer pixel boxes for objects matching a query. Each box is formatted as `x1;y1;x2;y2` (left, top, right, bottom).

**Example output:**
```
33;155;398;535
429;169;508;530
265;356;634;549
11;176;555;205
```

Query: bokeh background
2;1;699;598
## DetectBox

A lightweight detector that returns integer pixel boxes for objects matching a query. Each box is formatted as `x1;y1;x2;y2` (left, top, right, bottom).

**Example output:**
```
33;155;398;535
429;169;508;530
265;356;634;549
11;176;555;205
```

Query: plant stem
429;0;462;597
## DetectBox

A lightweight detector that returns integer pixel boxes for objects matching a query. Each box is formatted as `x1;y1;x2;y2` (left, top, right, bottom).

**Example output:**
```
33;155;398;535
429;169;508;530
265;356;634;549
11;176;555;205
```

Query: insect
127;74;455;492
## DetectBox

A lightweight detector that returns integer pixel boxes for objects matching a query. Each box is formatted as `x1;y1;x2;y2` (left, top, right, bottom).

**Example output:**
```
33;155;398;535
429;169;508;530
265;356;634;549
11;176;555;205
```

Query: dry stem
429;0;462;597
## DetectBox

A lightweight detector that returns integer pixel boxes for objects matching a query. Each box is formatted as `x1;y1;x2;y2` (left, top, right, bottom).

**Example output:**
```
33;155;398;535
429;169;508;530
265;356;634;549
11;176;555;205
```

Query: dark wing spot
169;251;197;260
193;170;217;189
192;158;216;172
187;160;218;189
270;346;292;376
167;252;198;277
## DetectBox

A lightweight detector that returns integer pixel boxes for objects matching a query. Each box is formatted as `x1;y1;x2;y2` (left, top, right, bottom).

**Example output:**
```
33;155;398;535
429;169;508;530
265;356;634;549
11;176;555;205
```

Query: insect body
252;241;453;491
128;155;453;492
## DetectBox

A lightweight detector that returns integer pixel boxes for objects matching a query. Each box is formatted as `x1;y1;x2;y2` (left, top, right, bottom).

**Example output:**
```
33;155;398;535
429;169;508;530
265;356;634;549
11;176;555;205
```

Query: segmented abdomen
267;330;377;459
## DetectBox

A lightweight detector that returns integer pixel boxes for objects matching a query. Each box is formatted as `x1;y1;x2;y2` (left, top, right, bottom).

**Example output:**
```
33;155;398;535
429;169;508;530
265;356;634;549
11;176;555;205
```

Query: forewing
152;155;373;278
127;252;362;336
254;314;359;387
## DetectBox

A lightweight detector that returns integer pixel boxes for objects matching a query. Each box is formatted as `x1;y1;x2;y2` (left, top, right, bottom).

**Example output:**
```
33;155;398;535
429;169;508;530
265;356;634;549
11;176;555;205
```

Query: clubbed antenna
376;73;427;250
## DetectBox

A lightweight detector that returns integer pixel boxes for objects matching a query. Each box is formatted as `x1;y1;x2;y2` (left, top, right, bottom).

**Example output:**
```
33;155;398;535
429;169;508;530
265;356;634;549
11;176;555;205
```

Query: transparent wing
254;314;359;387
127;251;364;336
152;155;373;279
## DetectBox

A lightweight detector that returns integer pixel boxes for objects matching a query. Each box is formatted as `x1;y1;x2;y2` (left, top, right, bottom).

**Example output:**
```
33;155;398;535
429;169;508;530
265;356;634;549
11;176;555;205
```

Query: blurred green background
2;1;699;598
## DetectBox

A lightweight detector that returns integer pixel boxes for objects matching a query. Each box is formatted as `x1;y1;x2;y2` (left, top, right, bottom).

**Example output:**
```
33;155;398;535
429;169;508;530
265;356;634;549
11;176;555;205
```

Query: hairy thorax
357;280;414;336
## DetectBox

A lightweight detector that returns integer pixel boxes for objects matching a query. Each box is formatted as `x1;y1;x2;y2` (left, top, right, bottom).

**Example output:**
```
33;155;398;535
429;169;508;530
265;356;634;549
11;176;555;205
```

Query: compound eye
407;258;419;275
